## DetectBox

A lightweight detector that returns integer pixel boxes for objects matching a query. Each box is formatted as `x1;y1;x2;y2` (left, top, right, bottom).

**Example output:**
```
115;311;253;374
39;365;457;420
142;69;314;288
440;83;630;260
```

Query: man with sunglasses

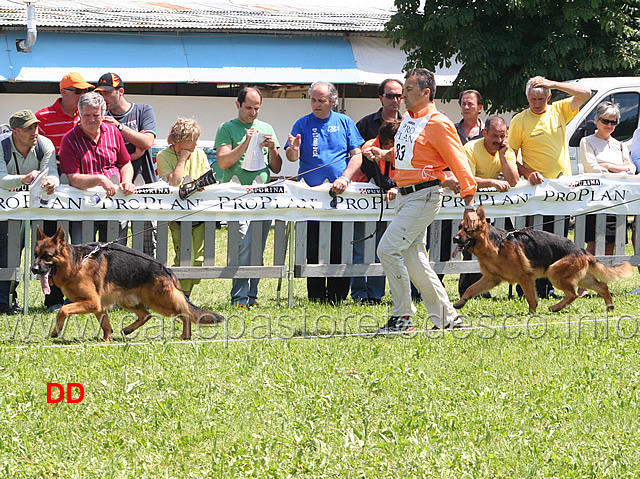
34;72;94;312
350;79;404;305
36;72;94;159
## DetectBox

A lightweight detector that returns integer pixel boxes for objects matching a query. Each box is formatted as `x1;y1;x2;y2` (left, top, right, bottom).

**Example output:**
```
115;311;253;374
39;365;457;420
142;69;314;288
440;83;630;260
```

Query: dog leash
107;156;355;246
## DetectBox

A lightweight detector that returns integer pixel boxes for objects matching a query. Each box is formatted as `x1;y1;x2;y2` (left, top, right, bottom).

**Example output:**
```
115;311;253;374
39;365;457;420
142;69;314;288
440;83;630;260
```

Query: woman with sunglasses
579;101;635;258
580;101;635;175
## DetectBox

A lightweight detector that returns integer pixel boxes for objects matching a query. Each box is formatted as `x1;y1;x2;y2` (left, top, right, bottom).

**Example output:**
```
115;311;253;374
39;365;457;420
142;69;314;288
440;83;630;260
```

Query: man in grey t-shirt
96;72;158;256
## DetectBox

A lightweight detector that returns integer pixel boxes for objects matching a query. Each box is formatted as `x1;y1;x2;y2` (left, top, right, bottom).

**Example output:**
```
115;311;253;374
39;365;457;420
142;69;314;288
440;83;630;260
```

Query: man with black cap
0;110;58;314
95;72;158;257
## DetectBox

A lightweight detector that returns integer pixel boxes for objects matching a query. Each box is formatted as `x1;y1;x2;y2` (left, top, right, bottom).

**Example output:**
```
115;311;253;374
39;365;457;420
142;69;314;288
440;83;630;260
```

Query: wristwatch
117;123;124;131
464;204;478;211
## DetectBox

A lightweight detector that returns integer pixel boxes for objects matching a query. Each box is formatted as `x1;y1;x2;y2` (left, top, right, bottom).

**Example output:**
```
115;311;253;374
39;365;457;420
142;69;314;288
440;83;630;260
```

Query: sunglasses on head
65;88;89;95
599;118;618;125
383;93;402;99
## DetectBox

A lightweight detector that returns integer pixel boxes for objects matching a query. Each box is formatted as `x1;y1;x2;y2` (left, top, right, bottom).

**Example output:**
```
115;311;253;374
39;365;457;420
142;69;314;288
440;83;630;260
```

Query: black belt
398;179;440;196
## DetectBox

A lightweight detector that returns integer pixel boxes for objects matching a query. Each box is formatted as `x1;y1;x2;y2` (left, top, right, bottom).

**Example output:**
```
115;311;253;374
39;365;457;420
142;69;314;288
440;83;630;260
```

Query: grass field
2;229;640;477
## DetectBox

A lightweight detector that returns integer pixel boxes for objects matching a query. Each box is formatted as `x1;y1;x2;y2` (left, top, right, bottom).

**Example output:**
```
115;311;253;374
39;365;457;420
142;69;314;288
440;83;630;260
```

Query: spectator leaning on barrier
156;118;208;299
457;115;519;297
0;110;58;315
509;76;591;184
435;89;487;290
35;72;93;312
580;101;635;258
508;76;591;299
215;87;283;308
357;78;404;180
59;92;134;245
96;72;159;258
350;120;401;306
363;68;478;333
285;81;364;304
351;79;403;306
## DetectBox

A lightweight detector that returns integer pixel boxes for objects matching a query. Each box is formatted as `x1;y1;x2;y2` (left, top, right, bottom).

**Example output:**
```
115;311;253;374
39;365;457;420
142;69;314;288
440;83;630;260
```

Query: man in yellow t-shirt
508;76;591;299
508;76;591;184
464;115;519;191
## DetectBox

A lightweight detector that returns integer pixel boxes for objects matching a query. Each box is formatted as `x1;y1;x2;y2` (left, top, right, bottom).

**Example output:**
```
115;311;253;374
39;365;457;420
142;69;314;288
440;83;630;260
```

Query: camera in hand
178;169;218;200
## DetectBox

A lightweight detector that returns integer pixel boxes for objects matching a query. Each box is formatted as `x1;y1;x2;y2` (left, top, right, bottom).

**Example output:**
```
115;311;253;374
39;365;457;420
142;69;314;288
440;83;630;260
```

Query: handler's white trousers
377;186;458;328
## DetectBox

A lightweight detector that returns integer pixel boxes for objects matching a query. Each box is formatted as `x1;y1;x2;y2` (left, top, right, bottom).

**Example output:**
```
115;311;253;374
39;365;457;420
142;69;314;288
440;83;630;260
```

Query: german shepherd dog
32;225;224;341
452;207;633;313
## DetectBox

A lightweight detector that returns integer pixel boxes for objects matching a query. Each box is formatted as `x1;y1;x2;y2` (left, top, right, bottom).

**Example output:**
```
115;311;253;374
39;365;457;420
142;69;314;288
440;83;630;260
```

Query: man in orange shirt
364;68;478;332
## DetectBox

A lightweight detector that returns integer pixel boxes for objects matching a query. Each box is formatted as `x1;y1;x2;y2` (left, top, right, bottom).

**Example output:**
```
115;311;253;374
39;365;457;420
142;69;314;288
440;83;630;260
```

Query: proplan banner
1;174;639;222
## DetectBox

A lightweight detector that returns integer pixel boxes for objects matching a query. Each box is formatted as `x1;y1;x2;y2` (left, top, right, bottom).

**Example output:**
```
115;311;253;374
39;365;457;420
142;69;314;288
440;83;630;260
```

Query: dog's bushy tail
186;299;225;325
588;258;633;283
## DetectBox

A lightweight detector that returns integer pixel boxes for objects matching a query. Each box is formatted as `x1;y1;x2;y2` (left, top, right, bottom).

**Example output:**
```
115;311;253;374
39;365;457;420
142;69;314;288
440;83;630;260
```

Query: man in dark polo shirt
95;72;158;257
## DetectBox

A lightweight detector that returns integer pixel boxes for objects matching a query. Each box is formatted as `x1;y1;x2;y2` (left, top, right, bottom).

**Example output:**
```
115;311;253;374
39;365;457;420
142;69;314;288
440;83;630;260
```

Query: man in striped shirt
34;72;94;312
60;92;134;244
35;72;95;159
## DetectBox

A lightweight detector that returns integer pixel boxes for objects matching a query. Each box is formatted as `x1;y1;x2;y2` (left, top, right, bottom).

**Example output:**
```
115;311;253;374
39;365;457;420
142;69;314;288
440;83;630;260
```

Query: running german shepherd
452;207;633;313
32;225;224;341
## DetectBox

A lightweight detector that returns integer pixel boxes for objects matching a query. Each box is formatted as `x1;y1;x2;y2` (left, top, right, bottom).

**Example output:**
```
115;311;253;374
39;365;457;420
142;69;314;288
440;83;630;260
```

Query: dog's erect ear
477;205;486;222
53;226;66;244
36;224;46;241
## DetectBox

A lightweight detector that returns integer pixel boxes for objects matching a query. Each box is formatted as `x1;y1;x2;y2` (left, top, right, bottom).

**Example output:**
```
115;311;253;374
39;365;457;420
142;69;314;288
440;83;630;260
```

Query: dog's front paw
453;298;467;309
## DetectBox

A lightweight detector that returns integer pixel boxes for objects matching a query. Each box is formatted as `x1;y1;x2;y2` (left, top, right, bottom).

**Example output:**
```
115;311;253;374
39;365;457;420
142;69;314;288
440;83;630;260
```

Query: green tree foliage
386;0;640;112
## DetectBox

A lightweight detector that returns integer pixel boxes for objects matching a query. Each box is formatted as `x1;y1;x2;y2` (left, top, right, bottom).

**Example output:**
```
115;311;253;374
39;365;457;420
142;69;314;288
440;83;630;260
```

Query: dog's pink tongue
40;273;51;296
451;245;460;259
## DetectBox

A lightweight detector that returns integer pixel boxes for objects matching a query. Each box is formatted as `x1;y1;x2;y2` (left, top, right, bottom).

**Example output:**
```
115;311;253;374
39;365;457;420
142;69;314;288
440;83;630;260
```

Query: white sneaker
628;286;640;296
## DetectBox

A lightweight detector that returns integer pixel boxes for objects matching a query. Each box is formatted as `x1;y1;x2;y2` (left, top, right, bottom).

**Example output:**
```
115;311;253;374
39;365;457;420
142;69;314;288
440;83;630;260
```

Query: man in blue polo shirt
286;81;364;303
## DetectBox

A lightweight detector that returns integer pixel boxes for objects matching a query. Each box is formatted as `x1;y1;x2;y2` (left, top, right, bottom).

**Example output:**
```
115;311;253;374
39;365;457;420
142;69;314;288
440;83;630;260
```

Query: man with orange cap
34;72;94;313
36;72;95;159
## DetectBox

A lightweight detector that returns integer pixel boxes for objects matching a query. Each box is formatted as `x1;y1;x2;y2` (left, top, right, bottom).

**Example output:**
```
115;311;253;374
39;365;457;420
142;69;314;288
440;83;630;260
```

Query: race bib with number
394;113;432;170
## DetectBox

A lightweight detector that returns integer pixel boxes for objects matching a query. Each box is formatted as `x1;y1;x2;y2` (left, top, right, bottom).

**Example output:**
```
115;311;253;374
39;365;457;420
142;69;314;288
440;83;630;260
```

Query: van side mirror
569;119;597;147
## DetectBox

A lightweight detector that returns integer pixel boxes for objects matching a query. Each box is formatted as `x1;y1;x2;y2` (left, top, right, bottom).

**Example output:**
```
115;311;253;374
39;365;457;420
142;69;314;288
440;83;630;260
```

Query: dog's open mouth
452;237;476;258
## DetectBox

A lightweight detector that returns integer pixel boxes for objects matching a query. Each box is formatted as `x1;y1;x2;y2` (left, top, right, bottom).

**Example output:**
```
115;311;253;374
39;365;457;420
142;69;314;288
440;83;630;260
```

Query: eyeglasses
65;88;89;95
382;93;403;99
598;118;618;125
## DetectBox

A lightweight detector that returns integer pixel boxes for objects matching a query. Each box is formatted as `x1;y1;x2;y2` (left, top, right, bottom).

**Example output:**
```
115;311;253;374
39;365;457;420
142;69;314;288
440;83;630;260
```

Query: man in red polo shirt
35;72;94;159
59;92;135;244
34;72;94;312
364;68;478;332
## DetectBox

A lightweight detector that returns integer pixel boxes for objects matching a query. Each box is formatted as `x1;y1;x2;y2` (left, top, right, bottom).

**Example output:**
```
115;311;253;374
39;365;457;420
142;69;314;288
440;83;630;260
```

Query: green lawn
2;227;640;478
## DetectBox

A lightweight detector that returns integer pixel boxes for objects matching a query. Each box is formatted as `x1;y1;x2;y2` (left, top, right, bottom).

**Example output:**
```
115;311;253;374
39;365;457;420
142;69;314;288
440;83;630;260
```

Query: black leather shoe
0;304;19;315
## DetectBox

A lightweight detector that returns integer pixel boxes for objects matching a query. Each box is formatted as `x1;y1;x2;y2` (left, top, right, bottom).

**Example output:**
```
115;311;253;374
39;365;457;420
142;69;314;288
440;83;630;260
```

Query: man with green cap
0;110;58;314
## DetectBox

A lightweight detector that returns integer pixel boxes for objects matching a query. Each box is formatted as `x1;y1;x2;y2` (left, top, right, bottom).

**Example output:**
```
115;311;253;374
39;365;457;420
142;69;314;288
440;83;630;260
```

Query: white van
566;77;640;174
